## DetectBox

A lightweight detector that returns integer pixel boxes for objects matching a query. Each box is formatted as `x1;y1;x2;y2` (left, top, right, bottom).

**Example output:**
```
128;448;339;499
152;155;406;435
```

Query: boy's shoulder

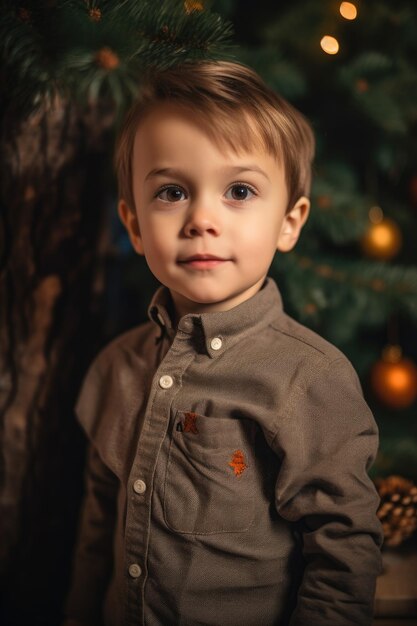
245;278;353;374
269;311;347;364
259;312;366;411
81;319;159;388
259;309;363;393
94;319;157;366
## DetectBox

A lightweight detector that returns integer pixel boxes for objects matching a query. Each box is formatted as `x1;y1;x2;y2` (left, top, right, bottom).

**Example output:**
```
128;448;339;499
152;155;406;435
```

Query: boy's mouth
178;254;230;269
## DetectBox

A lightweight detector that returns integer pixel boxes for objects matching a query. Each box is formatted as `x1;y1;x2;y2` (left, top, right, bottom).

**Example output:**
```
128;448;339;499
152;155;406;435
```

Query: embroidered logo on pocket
228;450;247;477
182;411;199;434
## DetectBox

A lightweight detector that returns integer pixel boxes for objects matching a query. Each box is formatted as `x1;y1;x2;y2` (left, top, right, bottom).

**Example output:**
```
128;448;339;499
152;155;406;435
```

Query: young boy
64;60;383;626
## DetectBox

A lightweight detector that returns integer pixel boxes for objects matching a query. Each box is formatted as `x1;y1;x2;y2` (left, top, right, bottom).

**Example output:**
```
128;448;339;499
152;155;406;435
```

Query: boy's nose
183;203;221;238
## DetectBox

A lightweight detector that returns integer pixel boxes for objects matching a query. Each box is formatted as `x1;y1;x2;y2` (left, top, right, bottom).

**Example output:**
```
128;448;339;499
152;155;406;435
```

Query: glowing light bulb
388;368;411;392
340;2;357;20
320;36;340;55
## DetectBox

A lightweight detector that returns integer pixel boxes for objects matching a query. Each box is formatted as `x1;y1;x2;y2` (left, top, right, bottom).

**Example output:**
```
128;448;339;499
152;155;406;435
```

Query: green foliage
272;252;417;342
309;163;371;244
374;421;417;480
236;46;307;99
0;0;235;117
1;2;56;113
340;53;417;135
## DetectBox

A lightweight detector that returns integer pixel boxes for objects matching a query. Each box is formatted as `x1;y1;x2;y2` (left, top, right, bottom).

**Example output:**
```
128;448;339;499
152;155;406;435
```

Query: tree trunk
0;100;112;625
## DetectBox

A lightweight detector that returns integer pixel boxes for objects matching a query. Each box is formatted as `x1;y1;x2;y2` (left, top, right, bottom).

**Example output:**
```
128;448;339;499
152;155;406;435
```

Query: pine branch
340;53;417;135
309;162;371;244
1;6;57;116
273;251;417;335
235;45;307;99
0;0;236;119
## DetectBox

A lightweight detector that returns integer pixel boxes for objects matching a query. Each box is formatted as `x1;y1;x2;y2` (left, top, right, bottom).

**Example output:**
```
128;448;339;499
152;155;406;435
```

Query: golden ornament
95;47;120;70
360;207;402;260
370;345;417;409
375;475;417;546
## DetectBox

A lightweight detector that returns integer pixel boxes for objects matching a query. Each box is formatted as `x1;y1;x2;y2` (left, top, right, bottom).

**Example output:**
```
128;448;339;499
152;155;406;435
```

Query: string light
340;2;358;20
361;207;403;260
320;35;340;55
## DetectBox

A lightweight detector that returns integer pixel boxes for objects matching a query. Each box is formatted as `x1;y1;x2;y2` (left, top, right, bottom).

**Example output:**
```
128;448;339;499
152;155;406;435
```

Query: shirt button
128;563;142;578
133;479;146;494
181;318;192;332
210;337;223;351
159;375;173;389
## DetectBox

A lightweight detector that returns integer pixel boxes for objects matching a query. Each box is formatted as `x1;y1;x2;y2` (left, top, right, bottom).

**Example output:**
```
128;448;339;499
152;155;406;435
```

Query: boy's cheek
141;241;172;269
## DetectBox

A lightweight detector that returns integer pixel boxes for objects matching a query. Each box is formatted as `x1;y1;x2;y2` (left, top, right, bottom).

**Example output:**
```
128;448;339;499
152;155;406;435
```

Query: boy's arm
64;443;118;626
272;357;383;626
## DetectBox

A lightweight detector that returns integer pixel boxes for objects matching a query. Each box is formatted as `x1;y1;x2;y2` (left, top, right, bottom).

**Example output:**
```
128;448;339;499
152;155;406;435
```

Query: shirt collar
148;277;284;358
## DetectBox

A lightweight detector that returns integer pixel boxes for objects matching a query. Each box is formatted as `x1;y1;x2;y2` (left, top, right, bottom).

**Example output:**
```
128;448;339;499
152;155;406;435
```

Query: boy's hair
114;60;315;213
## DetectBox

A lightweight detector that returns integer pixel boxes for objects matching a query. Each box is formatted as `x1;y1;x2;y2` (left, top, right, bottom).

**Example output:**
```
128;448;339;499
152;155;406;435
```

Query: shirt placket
123;328;195;625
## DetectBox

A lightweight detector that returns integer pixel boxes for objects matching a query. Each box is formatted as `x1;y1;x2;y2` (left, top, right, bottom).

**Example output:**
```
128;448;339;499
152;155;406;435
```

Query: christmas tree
213;0;417;483
217;0;417;549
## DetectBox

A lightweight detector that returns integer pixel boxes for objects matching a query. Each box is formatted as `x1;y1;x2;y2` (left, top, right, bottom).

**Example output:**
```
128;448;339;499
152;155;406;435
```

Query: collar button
210;337;223;351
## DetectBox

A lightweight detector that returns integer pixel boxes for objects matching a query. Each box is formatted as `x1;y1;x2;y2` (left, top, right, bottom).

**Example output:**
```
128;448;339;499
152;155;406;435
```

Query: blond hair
114;60;314;212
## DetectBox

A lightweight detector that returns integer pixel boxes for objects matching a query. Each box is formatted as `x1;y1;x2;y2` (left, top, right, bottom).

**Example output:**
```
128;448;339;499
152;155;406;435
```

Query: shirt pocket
163;410;256;535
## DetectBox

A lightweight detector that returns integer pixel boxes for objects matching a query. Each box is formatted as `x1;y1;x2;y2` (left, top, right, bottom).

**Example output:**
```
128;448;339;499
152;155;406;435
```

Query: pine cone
375;475;417;547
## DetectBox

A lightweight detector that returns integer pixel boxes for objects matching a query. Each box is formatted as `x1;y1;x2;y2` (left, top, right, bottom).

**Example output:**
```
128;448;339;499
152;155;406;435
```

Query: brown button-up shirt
65;278;383;626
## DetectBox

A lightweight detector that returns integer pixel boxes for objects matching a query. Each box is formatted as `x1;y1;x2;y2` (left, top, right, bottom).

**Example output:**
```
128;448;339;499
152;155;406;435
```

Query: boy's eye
156;185;187;202
155;183;256;203
225;183;256;201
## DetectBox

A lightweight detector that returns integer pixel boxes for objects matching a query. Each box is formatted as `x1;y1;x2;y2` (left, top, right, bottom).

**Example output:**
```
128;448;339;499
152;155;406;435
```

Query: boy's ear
277;196;310;252
117;199;145;256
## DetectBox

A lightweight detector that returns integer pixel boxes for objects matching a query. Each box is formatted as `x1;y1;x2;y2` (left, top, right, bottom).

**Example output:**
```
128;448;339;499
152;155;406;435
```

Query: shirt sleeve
271;356;383;626
64;442;118;626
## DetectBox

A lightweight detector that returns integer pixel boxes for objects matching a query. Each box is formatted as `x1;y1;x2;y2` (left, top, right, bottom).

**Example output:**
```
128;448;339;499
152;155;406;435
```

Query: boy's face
119;103;310;319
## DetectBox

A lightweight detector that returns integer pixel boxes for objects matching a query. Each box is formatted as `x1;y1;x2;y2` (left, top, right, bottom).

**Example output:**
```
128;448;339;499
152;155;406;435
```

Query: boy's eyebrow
144;165;270;182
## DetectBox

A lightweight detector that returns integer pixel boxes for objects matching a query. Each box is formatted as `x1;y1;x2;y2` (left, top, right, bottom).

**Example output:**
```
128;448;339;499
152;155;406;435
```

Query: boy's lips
178;254;231;269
